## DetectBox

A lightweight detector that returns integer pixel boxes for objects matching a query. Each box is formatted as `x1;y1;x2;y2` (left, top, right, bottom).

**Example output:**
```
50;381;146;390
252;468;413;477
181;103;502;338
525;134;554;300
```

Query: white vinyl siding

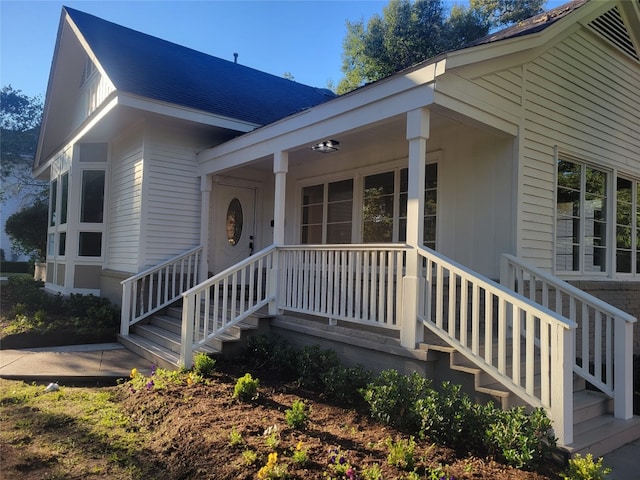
520;28;640;272
107;132;143;273
143;133;201;267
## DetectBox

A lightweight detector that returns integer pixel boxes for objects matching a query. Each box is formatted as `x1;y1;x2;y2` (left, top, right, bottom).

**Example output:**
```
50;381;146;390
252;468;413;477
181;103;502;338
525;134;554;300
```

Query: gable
63;7;335;126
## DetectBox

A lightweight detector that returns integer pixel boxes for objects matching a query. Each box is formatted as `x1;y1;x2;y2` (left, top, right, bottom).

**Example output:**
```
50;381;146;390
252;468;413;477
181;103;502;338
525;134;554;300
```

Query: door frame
210;175;262;274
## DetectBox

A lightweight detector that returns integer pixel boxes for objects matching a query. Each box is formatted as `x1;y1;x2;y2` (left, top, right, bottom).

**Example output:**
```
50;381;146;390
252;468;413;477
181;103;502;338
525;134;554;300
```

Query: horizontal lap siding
144;136;200;267
107;132;143;273
521;29;640;270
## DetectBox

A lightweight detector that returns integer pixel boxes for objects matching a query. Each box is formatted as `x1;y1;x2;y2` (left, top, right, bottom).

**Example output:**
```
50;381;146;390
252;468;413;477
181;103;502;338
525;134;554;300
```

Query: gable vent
587;6;639;62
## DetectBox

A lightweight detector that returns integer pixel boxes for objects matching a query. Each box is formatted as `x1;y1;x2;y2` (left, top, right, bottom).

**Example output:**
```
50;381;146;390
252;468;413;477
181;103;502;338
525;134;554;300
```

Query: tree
337;0;544;94
5;199;48;261
1;85;46;203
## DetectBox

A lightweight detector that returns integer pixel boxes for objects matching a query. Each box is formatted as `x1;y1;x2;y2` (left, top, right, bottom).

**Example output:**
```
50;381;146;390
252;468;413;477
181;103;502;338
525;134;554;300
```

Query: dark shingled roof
465;0;588;48
64;6;336;126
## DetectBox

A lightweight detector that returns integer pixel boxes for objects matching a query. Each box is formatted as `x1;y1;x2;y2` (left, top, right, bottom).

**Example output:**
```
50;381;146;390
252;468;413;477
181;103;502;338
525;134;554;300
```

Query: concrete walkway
0;343;155;384
0;343;637;478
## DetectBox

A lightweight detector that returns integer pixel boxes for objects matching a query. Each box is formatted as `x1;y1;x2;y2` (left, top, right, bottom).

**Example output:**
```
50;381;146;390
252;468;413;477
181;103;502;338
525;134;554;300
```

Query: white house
34;0;639;456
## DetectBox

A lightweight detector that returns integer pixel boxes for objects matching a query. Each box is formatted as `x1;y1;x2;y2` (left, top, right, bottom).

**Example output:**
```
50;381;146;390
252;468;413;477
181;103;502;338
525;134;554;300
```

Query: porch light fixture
311;139;340;153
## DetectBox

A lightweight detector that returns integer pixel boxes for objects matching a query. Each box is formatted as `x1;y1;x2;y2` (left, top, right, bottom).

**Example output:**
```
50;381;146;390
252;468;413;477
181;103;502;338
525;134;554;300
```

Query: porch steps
419;338;640;458
118;305;267;370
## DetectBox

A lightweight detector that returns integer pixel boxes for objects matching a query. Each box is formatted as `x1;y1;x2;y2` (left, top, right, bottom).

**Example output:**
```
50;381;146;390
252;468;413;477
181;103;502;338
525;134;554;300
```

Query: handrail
417;246;576;445
180;245;277;368
120;246;202;334
501;254;636;420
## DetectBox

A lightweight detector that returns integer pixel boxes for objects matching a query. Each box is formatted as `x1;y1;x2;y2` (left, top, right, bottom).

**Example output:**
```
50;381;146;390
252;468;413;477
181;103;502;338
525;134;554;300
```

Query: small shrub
486;406;556;470
361;369;432;432
242;449;258;465
193;352;216;376
291;441;308;465
285;399;309;430
385;436;416;471
244;334;297;377
560;453;611;480
229;426;244;447
361;463;383;480
326;447;355;478
322;364;372;406
295;344;340;390
233;373;259;402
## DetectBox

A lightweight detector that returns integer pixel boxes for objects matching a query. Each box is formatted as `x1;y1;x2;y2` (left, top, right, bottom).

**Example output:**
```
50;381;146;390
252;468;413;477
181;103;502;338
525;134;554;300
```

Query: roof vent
587;6;639;62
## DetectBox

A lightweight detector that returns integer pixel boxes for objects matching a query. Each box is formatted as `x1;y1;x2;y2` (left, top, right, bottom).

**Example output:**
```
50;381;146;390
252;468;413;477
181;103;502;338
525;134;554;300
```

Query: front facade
34;0;639;452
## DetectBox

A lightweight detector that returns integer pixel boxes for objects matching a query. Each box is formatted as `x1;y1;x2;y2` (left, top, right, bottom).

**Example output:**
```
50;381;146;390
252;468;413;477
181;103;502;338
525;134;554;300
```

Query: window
301;180;353;244
616;178;639;275
50;180;57;226
363;172;395;242
78;232;102;257
363;164;438;247
60;173;69;225
556;159;608;273
80;170;105;223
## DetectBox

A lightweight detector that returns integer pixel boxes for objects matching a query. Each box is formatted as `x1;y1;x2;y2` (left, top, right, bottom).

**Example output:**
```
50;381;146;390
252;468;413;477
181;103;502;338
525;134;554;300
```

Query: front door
212;183;256;273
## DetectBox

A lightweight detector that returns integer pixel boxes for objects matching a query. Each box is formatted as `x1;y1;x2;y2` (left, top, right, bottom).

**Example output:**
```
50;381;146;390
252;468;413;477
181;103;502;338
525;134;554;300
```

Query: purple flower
150;364;157;376
346;467;356;479
146;379;155;391
339;456;346;465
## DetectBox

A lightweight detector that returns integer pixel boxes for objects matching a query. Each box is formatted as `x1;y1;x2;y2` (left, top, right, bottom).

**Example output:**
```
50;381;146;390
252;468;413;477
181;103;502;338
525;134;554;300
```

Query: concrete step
134;323;181;354
118;333;180;370
562;414;640;458
573;390;613;424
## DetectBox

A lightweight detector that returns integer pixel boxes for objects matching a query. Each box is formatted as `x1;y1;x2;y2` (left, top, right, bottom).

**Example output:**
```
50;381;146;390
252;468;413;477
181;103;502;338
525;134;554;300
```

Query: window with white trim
301;179;353;244
556;159;608;273
615;177;640;275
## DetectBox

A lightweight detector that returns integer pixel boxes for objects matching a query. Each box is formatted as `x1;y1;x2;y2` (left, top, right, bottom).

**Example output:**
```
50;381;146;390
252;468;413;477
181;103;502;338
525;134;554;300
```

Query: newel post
550;323;574;445
401;108;429;349
198;175;212;283
180;293;196;369
269;151;288;315
120;282;131;336
613;317;634;419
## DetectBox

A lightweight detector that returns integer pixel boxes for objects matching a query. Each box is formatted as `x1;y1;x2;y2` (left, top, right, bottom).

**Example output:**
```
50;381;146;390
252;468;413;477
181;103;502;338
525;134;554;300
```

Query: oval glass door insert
225;198;243;246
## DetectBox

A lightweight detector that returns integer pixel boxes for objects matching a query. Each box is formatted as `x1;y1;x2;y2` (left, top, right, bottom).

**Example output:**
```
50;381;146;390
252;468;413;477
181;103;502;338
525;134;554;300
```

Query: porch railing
278;244;408;329
500;254;637;420
180;246;276;368
120;246;202;335
417;246;577;445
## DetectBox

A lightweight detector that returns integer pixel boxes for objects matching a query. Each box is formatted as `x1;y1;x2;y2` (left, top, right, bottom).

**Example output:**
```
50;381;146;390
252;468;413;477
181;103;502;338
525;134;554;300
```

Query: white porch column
401;108;430;348
273;151;289;246
198;175;211;283
270;151;288;315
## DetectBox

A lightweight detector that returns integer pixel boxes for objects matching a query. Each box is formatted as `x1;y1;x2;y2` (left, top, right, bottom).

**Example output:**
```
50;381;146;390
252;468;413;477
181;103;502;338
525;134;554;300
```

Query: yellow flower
130;368;138;378
296;441;303;451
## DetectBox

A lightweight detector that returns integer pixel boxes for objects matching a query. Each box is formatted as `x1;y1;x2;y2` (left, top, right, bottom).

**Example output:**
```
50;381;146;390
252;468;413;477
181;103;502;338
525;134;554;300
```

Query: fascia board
445;0;603;71
117;93;259;132
198;82;436;176
32;95;119;179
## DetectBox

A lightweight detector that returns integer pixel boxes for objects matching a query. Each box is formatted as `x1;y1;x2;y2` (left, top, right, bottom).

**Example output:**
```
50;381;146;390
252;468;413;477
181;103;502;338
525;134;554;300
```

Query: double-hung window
615;177;640;275
301;179;353;244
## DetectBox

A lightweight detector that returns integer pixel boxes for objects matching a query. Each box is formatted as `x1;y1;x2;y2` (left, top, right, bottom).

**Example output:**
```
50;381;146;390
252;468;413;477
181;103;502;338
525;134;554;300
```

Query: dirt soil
114;364;562;480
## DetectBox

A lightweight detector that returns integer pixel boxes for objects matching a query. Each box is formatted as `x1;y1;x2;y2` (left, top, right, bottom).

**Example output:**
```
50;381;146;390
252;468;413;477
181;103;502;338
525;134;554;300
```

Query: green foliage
285;399;310;430
418;382;497;452
193;352;216;376
233;373;260;402
485;406;556;470
321;364;372;406
385;436;416;470
361;369;432;432
338;0;545;93
291;441;309;465
361;462;383;480
4;200;48;261
229;426;245;447
560;453;611;480
295;344;340;389
244;334;298;377
1;276;119;336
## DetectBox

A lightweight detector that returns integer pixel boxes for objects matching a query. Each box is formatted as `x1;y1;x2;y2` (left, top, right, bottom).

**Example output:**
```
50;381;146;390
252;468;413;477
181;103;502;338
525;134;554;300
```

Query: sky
1;0;566;99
